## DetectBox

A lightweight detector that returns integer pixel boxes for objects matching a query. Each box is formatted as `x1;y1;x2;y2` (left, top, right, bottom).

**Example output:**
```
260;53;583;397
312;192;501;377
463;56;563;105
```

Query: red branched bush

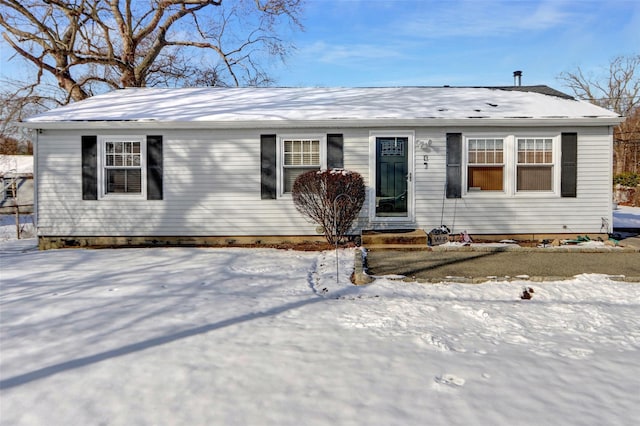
292;169;366;245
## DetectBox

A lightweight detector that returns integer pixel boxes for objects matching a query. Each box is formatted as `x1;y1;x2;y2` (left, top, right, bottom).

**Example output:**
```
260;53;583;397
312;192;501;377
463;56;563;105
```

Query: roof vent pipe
513;70;522;86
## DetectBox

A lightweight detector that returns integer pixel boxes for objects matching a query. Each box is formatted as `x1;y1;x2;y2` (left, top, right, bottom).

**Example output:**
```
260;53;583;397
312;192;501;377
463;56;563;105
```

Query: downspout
608;125;614;231
33;129;39;235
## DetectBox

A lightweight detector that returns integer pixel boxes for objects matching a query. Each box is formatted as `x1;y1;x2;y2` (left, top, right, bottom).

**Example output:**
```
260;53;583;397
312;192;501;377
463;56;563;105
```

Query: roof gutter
19;116;624;130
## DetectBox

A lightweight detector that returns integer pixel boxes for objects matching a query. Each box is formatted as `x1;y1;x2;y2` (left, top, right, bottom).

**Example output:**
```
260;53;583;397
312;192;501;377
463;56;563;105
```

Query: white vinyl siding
36;129;346;237
34;126;613;238
413;127;612;235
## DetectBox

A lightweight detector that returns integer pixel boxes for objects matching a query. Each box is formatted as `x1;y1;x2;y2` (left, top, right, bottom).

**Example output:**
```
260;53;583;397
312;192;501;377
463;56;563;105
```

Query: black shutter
81;135;98;200
446;133;462;198
561;133;578;197
327;133;344;169
147;135;163;200
261;134;277;199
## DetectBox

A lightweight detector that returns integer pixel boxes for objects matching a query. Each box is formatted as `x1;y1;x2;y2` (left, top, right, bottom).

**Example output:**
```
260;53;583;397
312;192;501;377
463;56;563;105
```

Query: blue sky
0;0;637;95
272;0;640;91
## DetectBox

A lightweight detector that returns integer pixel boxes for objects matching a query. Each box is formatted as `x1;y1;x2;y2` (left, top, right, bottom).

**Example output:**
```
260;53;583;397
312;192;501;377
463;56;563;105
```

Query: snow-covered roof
23;86;622;129
0;155;33;175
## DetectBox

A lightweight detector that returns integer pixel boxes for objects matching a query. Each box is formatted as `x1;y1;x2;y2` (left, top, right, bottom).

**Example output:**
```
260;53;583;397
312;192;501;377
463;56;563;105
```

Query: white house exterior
21;86;622;249
0;155;34;214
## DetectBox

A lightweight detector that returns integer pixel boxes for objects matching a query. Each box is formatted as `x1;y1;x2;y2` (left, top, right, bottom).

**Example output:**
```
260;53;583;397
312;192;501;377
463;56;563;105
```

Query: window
379;137;406;156
282;138;322;193
261;134;340;200
467;138;504;191
105;141;142;193
3;178;16;200
459;134;560;197
98;136;146;198
517;138;553;191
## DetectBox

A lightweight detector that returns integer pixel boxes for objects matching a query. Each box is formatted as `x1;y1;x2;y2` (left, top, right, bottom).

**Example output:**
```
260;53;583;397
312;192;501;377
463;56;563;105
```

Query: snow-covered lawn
615;204;640;229
0;214;35;241
1;240;639;425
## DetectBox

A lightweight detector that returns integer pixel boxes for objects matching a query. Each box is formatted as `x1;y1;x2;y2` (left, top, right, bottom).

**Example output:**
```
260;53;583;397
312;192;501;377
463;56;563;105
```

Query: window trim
277;134;327;197
462;133;561;197
97;135;147;200
368;129;415;223
515;136;557;193
463;135;508;196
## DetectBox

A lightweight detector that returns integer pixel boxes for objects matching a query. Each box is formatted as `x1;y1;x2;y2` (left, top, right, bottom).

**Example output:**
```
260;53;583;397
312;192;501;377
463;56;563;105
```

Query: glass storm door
376;137;408;217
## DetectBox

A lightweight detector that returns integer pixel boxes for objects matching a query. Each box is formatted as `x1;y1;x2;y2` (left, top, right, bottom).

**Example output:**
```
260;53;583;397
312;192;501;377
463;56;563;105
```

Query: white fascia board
19;116;625;130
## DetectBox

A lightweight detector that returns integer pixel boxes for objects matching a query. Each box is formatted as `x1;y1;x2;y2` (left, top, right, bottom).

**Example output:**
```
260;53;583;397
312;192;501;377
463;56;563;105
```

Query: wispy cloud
299;40;406;64
396;0;577;39
279;0;637;87
296;0;580;67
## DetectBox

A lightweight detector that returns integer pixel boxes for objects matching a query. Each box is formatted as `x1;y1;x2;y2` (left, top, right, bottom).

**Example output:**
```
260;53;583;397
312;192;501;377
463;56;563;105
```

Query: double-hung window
459;134;559;196
517;138;554;191
282;138;322;194
99;136;146;198
467;138;504;191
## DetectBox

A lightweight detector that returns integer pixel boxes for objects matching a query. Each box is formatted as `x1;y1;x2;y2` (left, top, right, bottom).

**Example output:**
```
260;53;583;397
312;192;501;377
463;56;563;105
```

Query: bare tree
0;135;32;154
0;0;303;103
0;77;50;150
558;54;640;174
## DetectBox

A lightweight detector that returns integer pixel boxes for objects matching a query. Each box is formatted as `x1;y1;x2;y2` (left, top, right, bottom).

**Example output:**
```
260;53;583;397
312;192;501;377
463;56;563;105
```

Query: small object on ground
428;226;450;246
435;374;466;387
562;235;591;245
439;225;451;233
460;230;473;245
520;287;534;300
428;225;451;246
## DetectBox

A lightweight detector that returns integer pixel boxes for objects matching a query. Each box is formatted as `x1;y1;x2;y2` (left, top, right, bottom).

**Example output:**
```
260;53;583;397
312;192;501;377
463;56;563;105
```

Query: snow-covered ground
614;205;640;229
0;214;35;241
1;232;639;425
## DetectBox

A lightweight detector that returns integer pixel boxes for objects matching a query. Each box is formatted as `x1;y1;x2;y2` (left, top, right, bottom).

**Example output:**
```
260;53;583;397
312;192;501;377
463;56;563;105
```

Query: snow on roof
0;155;33;175
24;86;621;125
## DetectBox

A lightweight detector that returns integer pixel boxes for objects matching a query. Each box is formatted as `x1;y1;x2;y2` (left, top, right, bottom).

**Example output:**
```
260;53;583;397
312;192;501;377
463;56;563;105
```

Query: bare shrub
292;169;366;245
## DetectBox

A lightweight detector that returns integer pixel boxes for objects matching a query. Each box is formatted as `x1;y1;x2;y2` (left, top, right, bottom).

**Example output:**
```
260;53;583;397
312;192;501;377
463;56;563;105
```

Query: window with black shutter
446;133;462;198
82;134;163;200
261;133;344;198
561;133;578;197
260;134;277;199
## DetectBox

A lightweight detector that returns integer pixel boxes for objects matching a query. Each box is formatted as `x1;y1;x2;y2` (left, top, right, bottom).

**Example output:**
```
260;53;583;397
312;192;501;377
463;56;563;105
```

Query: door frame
368;130;415;224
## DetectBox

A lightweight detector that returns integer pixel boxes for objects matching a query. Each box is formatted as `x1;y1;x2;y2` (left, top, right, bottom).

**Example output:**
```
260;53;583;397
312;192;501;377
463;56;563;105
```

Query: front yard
1;243;639;425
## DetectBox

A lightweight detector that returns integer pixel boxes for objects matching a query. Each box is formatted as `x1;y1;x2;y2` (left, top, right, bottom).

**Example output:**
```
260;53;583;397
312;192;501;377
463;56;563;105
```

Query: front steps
361;229;429;250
